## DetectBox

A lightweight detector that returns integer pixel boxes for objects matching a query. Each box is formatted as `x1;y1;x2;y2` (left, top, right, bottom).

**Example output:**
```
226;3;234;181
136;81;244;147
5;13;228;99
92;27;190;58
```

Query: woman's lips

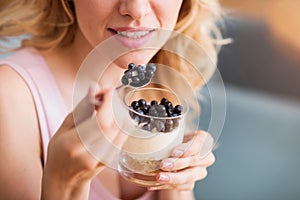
108;27;155;49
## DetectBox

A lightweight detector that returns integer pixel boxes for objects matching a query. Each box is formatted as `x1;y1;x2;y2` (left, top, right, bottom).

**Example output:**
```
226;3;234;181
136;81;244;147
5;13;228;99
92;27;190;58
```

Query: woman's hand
41;84;127;199
150;131;215;191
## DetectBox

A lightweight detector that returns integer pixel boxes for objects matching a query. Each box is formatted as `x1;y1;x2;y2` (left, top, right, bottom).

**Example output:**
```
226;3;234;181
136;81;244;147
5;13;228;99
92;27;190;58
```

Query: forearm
41;174;91;200
158;190;195;200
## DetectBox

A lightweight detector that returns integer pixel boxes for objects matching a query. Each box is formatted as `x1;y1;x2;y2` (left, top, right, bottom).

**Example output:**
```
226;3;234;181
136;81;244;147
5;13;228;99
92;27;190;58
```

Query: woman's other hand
151;131;215;191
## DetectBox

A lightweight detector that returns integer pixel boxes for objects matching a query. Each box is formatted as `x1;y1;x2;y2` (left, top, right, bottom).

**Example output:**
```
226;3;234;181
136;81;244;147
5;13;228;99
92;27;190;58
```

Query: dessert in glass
117;87;188;187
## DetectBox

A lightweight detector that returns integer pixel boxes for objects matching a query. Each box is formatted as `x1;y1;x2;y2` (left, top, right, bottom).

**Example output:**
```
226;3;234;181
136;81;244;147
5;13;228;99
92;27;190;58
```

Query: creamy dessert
118;63;187;186
121;97;185;174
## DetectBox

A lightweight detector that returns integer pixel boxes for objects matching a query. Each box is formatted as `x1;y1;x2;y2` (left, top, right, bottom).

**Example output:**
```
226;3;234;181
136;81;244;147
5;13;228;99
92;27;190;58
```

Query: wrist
158;190;195;200
41;171;91;200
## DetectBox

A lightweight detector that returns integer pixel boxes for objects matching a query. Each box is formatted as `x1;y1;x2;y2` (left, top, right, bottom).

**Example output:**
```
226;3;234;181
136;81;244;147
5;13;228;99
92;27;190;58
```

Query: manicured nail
161;161;173;169
158;174;170;182
148;187;158;191
172;149;184;157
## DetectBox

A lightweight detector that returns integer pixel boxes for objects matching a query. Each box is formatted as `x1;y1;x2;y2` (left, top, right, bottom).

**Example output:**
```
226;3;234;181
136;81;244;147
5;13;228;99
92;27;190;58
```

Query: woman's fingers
154;166;208;187
149;131;216;191
95;87;115;131
60;82;103;131
170;131;213;158
160;153;215;171
95;88;128;145
73;83;102;126
148;183;195;191
71;84;118;140
46;84;121;184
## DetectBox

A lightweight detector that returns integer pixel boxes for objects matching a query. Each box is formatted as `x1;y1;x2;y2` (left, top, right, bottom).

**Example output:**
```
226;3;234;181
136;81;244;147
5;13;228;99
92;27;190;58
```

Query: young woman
0;0;224;199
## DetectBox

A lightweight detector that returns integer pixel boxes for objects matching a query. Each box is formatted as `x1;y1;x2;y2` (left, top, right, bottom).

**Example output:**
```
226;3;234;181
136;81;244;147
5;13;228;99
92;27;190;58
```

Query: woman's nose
119;0;152;20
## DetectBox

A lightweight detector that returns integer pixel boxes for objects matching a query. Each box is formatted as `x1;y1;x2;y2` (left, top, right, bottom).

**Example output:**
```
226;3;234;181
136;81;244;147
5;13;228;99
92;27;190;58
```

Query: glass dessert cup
117;87;188;187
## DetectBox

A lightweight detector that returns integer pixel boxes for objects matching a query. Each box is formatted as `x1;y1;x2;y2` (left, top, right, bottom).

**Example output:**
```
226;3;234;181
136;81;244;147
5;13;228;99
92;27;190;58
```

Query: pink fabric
0;48;155;200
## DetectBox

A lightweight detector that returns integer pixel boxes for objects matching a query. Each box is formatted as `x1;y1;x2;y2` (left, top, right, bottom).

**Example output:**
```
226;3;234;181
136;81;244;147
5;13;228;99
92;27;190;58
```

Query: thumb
73;82;101;126
62;82;100;129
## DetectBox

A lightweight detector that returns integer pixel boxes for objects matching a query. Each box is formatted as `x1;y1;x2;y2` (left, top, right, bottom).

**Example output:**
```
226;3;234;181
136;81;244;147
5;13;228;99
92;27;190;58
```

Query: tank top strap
0;48;67;163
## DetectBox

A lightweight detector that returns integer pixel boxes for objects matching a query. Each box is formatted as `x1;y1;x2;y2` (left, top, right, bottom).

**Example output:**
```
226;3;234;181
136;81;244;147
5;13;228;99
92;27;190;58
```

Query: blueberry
124;69;130;74
145;71;154;79
140;104;150;114
121;76;129;85
165;119;174;127
131;101;139;110
139;116;150;124
149;104;167;117
138;99;147;107
142;123;151;131
164;102;173;116
149;106;159;117
165;101;173;108
128;96;183;133
125;70;132;79
172;117;180;128
138;71;145;80
131;114;140;123
129;82;142;87
136;66;143;73
131;76;140;83
135;109;144;116
158;109;168;117
166;108;173;117
160;98;169;106
154;120;165;132
165;126;173;132
165;120;174;132
128;63;136;69
146;63;157;72
173;105;183;114
138;116;146;124
152;104;168;117
157;104;166;111
128;106;135;118
139;65;146;71
151;100;158;106
138;79;148;87
151;104;162;111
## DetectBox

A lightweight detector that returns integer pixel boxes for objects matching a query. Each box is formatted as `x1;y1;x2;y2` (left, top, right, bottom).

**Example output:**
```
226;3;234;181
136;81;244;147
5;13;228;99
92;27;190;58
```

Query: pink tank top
0;48;155;200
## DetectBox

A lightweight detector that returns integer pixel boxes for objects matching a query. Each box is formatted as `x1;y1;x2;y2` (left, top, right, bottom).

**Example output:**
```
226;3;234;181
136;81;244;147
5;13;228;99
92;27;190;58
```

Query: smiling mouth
108;28;155;39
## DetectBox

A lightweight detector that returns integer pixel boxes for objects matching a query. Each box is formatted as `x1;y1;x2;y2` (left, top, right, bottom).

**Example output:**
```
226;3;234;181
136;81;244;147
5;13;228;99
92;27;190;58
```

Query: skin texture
72;0;184;67
0;0;215;199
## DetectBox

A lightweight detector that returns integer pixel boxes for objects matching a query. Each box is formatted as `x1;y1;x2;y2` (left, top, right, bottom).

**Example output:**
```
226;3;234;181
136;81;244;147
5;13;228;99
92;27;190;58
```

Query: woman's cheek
155;2;183;30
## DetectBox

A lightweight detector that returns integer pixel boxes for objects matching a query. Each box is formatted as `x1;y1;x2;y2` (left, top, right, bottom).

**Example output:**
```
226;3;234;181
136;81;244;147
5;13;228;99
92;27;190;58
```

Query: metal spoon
95;63;157;106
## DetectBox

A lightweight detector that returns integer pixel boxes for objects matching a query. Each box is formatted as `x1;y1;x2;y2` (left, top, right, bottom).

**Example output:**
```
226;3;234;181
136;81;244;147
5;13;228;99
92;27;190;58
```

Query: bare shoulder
0;65;37;119
0;65;43;198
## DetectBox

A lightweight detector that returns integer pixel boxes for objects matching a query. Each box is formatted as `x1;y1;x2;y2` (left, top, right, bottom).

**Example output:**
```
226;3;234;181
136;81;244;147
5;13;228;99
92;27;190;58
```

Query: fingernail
158;174;170;182
172;149;184;157
148;187;158;191
161;161;173;169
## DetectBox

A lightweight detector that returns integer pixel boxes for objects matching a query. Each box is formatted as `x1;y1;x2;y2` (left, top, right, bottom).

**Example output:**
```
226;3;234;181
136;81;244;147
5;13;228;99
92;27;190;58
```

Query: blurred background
1;1;299;199
195;1;300;200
